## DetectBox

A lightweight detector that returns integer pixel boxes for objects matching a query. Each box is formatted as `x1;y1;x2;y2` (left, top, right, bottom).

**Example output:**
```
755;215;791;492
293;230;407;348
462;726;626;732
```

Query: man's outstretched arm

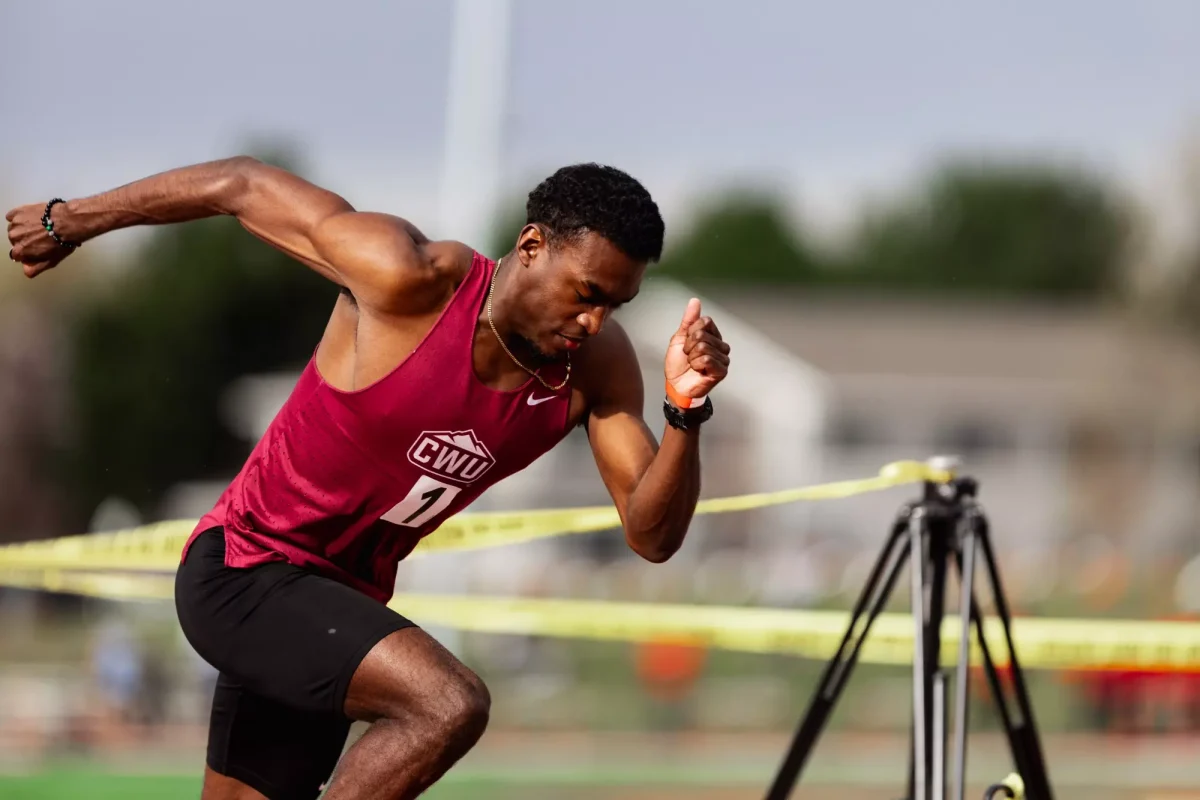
584;301;730;563
6;157;430;312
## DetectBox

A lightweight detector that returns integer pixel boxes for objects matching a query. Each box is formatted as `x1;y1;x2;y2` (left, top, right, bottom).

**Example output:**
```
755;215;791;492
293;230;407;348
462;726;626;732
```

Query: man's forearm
623;426;702;563
51;158;256;244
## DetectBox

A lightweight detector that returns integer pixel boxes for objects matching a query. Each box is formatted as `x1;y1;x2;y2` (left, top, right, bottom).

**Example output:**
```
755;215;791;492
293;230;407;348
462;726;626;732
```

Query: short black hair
526;163;665;263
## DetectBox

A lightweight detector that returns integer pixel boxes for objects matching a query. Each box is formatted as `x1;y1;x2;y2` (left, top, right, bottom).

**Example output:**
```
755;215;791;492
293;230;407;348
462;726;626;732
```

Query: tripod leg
907;510;955;800
973;511;1054;800
933;670;947;800
965;588;1026;782
950;520;978;800
927;519;951;800
910;509;932;800
764;514;913;800
953;510;1051;800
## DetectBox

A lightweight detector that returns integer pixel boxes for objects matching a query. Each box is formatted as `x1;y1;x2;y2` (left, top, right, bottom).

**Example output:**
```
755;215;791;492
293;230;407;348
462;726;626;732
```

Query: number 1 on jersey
382;475;461;528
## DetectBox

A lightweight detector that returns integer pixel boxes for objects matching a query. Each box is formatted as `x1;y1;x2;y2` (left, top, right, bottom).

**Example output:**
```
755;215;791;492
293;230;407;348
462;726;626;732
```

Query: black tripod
765;468;1054;800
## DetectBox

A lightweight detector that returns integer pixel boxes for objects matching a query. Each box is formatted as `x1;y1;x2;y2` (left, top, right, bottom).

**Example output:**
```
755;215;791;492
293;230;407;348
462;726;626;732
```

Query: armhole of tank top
315;252;489;399
403;250;488;361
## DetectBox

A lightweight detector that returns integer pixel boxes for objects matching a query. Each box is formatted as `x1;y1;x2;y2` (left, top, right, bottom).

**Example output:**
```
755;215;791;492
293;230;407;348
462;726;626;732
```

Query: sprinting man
6;158;731;799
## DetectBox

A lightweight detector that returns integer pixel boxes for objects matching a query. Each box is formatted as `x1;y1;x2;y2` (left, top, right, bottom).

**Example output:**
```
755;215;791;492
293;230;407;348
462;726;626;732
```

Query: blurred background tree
653;191;826;286
834;160;1134;300
62;147;340;530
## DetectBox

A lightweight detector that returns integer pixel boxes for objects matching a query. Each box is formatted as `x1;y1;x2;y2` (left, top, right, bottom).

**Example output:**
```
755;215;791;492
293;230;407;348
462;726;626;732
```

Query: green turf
0;774;508;800
0;766;766;800
0;772;199;800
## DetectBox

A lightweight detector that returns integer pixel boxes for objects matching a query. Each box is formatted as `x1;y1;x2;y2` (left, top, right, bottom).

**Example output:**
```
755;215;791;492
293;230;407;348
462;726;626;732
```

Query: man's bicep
584;328;658;519
229;159;357;282
232;159;429;302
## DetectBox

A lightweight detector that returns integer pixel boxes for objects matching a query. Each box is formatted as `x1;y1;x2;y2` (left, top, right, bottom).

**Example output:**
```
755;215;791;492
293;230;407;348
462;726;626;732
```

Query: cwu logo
406;430;495;485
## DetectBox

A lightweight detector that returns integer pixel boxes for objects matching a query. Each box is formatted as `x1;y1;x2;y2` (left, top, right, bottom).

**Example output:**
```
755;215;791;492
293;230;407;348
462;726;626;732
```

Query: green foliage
65;152;338;526
836;161;1131;298
644;162;1129;298
656;192;825;285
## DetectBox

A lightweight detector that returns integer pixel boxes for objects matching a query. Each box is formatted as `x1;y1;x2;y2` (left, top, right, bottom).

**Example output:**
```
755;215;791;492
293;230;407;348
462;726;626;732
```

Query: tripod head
924;475;979;503
920;454;978;507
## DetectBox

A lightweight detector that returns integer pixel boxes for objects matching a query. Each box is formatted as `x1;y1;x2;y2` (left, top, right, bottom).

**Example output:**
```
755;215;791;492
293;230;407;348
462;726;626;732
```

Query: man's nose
577;306;609;336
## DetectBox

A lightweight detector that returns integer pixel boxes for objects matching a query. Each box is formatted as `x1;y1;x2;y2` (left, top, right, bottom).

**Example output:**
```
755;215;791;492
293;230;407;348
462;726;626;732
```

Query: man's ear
516;224;545;267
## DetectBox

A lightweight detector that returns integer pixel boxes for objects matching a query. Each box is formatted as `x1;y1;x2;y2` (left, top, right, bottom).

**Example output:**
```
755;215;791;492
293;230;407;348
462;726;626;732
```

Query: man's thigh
343;626;490;724
175;527;416;716
204;672;352;800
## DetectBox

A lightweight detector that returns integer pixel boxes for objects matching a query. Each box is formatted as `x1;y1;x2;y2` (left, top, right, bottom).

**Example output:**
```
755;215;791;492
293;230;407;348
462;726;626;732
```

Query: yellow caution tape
0;460;951;573
391;594;1200;673
3;459;1194;674
0;568;178;603
2;569;1197;673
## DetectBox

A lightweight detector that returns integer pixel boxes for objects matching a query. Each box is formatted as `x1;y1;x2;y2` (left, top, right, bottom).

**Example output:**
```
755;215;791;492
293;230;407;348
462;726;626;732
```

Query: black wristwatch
663;396;713;430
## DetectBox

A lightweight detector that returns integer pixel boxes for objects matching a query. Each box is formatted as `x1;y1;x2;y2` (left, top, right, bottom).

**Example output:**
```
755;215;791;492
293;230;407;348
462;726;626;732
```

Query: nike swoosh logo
527;395;556;406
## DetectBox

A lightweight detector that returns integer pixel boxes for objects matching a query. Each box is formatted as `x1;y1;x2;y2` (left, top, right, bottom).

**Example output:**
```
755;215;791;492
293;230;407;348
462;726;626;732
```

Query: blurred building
716;290;1200;563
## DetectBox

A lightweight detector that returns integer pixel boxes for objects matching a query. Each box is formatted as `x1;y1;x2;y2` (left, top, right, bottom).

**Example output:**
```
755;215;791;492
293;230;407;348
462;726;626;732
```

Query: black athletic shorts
175;527;415;800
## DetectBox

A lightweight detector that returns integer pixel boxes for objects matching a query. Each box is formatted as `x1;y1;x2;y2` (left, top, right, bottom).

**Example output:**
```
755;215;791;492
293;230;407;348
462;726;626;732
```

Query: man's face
513;226;646;360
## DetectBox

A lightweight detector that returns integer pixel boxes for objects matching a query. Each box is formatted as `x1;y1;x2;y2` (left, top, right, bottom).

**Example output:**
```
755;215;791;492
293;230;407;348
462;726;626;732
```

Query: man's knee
366;667;489;745
345;627;490;742
431;672;490;744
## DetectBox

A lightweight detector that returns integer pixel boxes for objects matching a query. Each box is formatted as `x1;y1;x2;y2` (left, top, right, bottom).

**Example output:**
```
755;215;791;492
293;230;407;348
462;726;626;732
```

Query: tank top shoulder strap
464;250;495;302
436;250;492;327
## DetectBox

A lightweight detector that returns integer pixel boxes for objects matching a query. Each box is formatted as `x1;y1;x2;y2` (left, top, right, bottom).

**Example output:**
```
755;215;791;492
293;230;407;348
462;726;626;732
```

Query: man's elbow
210;156;260;214
638;547;677;564
223;154;263;172
627;532;683;564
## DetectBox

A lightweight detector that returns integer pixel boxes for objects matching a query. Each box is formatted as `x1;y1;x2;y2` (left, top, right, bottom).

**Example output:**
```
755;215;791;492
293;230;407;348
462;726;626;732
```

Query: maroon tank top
183;252;573;603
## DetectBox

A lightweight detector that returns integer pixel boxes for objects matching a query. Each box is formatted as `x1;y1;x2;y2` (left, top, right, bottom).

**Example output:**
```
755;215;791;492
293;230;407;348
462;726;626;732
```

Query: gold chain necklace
486;256;571;392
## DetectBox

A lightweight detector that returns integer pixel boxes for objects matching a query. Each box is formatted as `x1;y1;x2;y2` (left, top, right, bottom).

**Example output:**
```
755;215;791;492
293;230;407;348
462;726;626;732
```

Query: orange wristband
665;381;706;410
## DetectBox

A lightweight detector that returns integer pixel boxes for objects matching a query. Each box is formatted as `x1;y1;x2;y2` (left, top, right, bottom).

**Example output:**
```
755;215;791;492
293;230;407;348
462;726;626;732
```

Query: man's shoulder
582;319;640;367
425;240;479;288
378;240;477;317
575;319;646;403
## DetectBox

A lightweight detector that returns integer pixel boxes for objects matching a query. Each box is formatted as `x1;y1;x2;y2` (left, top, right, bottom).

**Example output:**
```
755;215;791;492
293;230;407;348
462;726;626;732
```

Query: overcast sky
3;0;1198;249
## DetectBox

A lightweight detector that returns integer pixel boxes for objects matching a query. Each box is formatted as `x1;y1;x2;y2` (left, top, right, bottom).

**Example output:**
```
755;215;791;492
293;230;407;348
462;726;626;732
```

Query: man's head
507;163;664;360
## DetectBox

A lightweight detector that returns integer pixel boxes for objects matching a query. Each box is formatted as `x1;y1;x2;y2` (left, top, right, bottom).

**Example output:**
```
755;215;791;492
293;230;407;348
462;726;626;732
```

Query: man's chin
541;340;579;363
536;344;568;363
518;334;563;365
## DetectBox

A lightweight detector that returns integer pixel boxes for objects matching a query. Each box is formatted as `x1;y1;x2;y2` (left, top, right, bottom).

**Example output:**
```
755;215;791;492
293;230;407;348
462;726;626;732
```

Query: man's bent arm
31;158;429;310
585;326;702;563
620;422;702;564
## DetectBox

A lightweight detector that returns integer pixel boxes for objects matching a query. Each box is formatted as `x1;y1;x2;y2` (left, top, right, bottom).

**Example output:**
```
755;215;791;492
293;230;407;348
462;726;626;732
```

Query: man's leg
175;528;405;800
320;628;490;799
200;672;353;800
202;767;269;800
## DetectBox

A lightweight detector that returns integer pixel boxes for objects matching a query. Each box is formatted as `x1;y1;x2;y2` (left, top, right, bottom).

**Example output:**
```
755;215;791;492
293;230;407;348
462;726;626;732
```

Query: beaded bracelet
41;198;80;251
